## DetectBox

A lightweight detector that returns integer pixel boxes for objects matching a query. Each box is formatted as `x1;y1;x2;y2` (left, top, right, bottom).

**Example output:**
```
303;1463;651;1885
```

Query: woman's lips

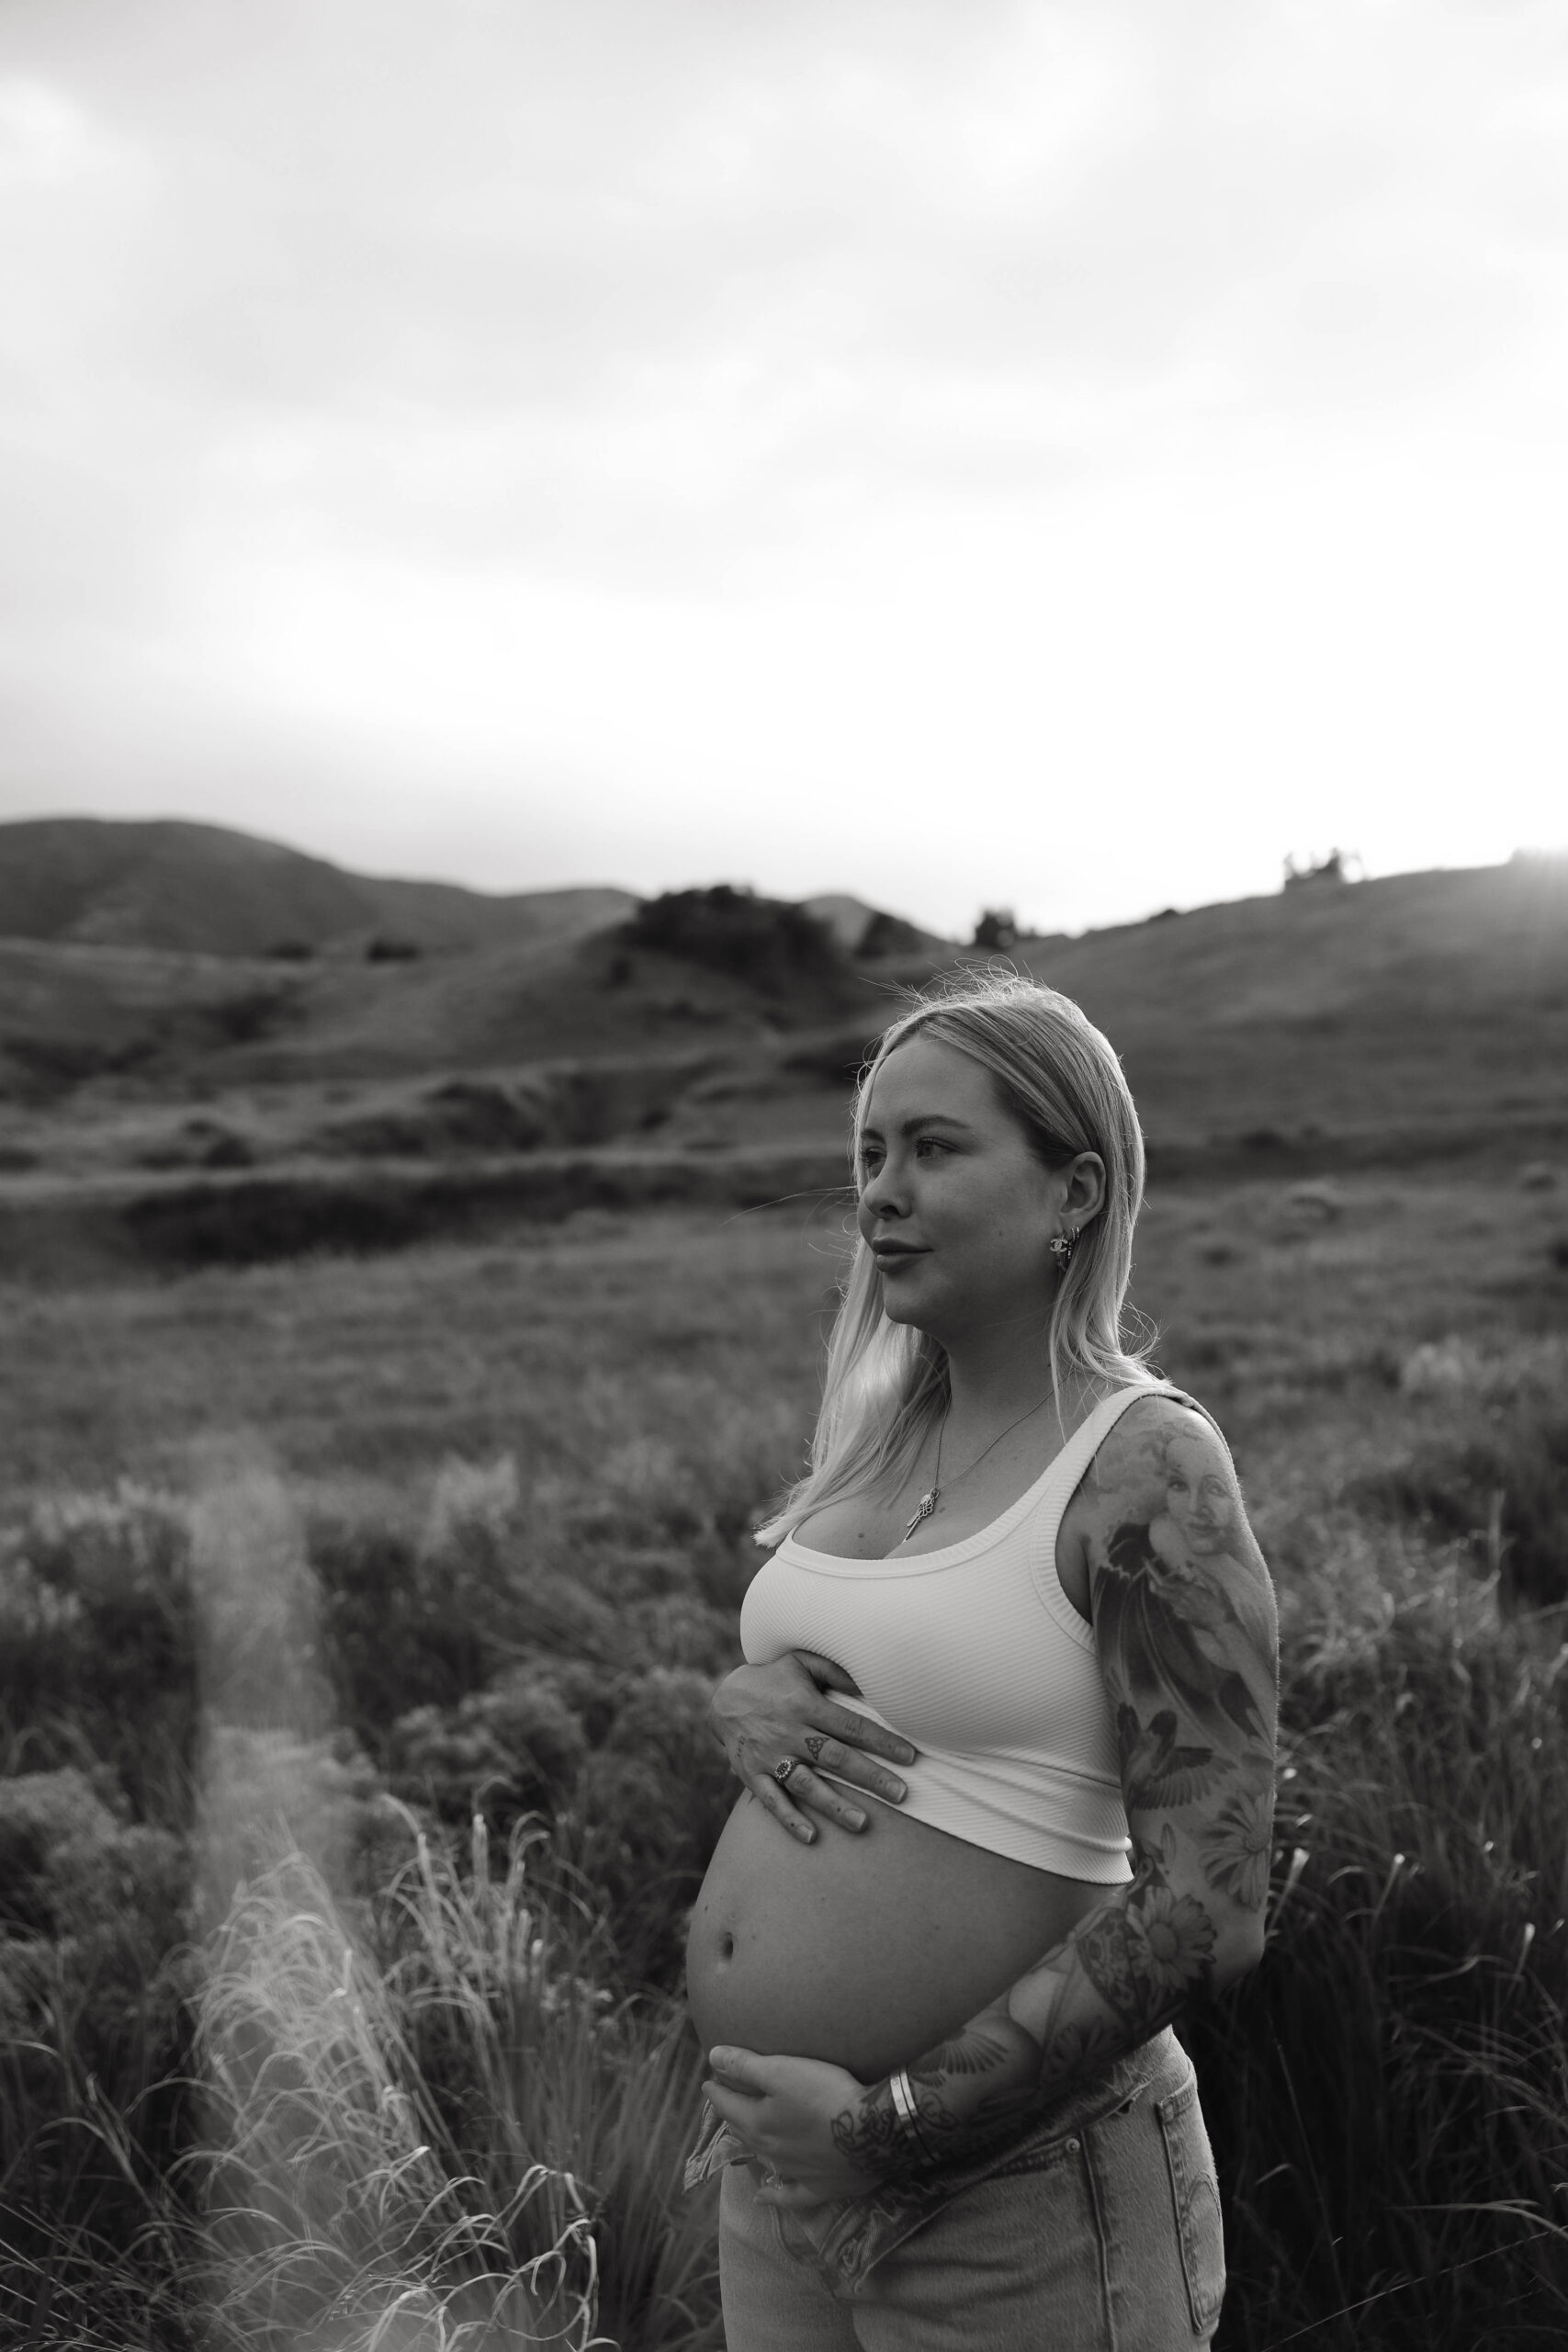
871;1246;928;1272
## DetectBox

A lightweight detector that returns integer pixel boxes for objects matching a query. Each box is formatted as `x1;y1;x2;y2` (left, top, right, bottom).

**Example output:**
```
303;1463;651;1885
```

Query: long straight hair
756;972;1159;1545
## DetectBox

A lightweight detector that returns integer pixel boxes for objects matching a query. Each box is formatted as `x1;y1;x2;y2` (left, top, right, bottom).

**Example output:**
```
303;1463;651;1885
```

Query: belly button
719;1933;735;1961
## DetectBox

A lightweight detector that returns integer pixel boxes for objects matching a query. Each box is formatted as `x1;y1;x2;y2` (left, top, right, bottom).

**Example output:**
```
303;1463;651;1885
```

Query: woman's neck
939;1315;1063;1442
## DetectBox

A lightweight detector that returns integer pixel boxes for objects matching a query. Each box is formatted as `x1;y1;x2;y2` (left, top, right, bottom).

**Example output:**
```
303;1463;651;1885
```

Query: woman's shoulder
1094;1379;1229;1456
1061;1377;1220;1470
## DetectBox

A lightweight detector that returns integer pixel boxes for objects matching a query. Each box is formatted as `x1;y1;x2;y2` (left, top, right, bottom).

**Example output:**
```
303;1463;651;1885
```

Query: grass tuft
190;1824;720;2352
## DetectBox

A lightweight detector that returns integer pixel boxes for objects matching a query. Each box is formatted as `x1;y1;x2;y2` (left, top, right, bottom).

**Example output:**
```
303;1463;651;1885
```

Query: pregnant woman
685;974;1279;2350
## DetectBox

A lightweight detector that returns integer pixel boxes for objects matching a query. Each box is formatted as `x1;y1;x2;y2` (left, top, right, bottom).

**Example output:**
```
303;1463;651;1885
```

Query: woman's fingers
748;1770;818;1845
708;1652;917;1842
801;1734;908;1806
766;1763;870;1835
708;2045;767;2090
790;1655;917;1765
749;1728;911;1837
704;2078;761;2136
812;1699;917;1770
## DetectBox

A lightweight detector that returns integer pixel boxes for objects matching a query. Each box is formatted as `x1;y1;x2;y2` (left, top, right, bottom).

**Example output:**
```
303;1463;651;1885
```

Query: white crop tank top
741;1384;1190;1883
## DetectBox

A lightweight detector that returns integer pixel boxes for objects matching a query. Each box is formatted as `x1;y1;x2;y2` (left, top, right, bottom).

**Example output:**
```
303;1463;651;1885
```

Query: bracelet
887;2068;938;2165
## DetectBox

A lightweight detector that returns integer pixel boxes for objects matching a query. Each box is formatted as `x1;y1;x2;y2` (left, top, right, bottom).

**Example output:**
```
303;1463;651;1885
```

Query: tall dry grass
1190;1521;1568;2348
193;1822;721;2352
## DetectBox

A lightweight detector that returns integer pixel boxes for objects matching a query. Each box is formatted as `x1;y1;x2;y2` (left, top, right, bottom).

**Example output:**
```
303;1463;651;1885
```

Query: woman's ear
1062;1151;1107;1225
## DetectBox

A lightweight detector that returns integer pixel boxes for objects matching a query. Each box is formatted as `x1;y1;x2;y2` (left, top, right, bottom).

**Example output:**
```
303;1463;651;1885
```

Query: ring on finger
773;1756;803;1788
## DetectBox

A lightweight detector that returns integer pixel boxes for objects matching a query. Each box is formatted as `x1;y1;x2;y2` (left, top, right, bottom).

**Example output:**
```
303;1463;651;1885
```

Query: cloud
1;0;1566;926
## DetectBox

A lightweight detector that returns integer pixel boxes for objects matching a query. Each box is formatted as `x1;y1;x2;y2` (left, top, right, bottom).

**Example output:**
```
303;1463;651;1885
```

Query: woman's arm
705;1399;1279;2194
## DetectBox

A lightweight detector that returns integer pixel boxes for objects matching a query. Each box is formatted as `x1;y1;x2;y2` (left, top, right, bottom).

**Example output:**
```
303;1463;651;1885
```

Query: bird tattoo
1116;1703;1224;1808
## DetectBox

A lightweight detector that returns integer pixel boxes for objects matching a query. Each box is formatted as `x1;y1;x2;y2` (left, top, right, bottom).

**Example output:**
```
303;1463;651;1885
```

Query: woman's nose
858;1159;907;1219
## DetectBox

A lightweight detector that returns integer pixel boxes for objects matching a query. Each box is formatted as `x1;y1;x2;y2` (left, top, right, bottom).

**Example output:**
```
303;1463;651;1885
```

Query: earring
1049;1229;1077;1271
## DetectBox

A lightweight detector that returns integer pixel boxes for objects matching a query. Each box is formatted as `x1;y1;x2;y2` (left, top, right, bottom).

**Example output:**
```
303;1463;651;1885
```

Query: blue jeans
714;2030;1224;2351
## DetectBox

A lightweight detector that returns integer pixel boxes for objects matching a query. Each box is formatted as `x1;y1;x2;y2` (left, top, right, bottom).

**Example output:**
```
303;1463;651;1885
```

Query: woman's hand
708;1649;916;1843
704;2046;885;2205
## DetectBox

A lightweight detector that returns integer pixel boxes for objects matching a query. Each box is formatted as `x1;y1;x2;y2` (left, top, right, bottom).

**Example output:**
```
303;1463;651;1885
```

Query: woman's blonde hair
757;970;1158;1544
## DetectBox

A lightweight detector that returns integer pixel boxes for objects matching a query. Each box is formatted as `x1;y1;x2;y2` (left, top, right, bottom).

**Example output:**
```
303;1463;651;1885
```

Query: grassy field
3;1147;1568;2347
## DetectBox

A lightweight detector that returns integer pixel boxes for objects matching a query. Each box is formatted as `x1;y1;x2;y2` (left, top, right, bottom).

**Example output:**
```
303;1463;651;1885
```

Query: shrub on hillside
0;1488;199;1824
0;1769;195;2325
782;1027;877;1087
387;1670;591;1835
313;1080;553;1160
1346;1390;1568;1611
0;1769;188;1989
206;989;291;1046
623;886;845;996
424;1076;551;1150
573;1666;737;1986
378;1656;736;1989
971;906;1017;949
856;909;924;957
310;1513;624;1748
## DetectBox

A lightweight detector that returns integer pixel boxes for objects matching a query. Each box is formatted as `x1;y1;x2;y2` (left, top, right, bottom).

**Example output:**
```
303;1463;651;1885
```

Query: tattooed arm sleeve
831;1397;1280;2180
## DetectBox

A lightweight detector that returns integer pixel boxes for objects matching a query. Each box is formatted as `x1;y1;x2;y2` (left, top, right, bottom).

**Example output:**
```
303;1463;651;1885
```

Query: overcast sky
1;0;1565;935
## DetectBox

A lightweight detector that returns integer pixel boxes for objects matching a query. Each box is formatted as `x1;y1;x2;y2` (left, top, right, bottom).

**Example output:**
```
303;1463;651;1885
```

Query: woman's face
855;1033;1085;1351
1163;1437;1238;1556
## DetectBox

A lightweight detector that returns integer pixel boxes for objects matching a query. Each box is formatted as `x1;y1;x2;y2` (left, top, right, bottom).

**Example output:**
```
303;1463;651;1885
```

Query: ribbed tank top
741;1384;1187;1883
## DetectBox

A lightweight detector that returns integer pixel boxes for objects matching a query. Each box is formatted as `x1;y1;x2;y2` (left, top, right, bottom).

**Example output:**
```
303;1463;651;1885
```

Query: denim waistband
686;2027;1185;2294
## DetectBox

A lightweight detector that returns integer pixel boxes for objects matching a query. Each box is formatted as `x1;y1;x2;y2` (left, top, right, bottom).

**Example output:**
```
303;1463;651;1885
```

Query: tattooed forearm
831;1849;1218;2181
830;2000;1043;2178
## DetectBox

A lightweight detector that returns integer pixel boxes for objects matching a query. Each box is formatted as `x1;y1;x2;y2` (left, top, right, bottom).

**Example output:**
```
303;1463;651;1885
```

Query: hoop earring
1049;1229;1077;1272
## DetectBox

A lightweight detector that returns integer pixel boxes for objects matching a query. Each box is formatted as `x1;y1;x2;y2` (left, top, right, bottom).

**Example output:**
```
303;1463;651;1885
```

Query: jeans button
1065;2136;1080;2153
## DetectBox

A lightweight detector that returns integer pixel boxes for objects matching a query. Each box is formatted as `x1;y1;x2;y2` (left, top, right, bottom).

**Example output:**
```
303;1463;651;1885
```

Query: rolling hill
1010;854;1568;1155
0;822;1562;1273
0;816;635;957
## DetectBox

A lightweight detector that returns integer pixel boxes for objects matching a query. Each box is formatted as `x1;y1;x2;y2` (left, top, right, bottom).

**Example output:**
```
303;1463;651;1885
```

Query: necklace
902;1391;1055;1543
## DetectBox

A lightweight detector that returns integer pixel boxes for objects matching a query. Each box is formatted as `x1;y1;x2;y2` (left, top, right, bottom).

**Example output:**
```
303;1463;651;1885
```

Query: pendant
904;1487;940;1542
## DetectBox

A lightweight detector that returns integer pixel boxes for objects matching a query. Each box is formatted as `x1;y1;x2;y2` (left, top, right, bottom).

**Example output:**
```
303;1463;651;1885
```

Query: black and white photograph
1;5;1565;2346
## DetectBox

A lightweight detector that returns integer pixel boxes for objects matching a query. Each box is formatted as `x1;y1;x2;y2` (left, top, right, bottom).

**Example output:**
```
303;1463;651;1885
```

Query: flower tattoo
1200;1785;1273;1911
1123;1883;1217;1998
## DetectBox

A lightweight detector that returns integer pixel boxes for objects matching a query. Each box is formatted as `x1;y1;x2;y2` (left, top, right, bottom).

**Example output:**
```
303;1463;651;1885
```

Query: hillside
1008;856;1568;1154
0;816;635;957
0;881;904;1100
0;849;1562;1274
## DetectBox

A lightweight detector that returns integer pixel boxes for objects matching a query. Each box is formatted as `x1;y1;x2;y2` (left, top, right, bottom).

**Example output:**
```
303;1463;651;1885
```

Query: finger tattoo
805;1735;826;1765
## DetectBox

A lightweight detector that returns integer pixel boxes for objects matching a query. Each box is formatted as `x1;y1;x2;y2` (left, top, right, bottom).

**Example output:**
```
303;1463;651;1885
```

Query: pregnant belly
686;1791;1108;2083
